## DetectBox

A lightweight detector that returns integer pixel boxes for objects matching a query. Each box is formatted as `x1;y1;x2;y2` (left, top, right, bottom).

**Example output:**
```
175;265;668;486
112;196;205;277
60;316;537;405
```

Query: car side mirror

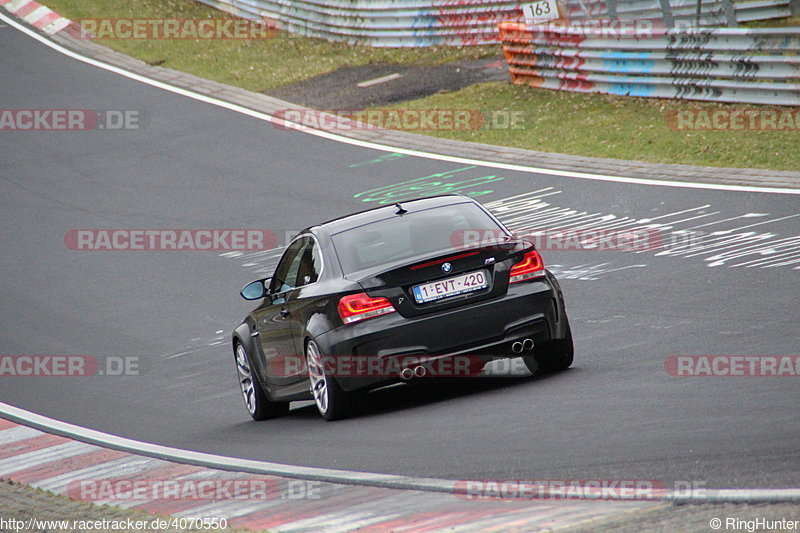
240;278;270;300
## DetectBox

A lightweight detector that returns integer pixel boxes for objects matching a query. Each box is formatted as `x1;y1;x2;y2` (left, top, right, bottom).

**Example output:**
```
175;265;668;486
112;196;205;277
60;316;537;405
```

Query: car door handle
280;308;290;318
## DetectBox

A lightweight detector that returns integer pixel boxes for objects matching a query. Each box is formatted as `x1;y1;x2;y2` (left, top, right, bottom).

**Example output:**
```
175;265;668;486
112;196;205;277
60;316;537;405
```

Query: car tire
535;321;574;373
306;339;355;421
234;342;289;420
522;354;539;375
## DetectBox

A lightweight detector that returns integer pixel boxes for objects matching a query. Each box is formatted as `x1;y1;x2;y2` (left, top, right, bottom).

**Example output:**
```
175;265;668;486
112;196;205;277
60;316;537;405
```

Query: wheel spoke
306;342;329;414
236;345;257;415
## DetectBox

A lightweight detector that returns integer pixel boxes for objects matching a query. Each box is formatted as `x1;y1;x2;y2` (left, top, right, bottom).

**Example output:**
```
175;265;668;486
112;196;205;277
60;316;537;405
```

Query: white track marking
488;191;800;270
549;263;647;280
2;387;800;500
658;212;720;226
356;72;402;88
1;10;799;196
690;213;789;230
735;240;800;268
35;455;162;493
2;9;799;501
5;0;33;11
0;441;93;476
707;214;800;234
173;500;277;520
222;190;800;273
0;424;42;444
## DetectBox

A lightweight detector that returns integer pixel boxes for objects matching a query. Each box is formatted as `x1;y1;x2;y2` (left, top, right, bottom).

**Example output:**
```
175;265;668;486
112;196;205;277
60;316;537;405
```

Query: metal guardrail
563;0;794;26
195;0;527;46
194;0;794;47
498;21;800;105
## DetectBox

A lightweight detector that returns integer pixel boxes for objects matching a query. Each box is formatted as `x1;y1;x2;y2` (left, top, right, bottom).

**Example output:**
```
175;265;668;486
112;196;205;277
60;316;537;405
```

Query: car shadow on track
288;367;578;420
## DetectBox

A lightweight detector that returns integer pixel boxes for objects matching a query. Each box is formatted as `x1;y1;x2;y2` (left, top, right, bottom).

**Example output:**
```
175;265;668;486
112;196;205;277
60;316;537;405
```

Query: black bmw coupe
232;194;573;420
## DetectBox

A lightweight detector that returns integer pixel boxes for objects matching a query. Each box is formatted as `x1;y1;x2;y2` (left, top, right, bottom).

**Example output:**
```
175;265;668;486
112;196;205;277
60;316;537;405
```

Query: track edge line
2;402;799;503
1;8;799;196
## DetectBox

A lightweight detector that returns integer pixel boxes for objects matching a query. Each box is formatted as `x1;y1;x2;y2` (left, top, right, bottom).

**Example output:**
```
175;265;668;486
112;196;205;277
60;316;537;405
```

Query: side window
270;238;307;294
296;237;322;287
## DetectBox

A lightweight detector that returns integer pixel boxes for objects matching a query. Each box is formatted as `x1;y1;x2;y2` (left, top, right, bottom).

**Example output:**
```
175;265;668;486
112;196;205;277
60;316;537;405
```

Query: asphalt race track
1;23;798;490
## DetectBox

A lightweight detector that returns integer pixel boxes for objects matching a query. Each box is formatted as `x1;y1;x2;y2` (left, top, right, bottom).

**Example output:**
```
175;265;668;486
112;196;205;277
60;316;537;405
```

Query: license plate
412;270;489;304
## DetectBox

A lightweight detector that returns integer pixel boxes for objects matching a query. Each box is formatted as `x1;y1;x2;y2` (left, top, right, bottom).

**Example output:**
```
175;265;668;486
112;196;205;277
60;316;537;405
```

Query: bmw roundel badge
442;262;452;273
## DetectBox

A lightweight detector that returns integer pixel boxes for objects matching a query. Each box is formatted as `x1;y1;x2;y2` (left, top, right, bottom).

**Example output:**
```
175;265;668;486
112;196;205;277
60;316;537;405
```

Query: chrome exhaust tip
512;342;524;353
522;338;534;351
413;365;427;378
400;367;414;380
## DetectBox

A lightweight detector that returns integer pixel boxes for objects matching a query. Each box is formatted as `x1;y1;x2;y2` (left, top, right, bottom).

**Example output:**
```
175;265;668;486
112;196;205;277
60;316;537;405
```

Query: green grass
0;478;240;533
43;1;800;171
45;0;498;92
741;15;799;28
372;83;800;171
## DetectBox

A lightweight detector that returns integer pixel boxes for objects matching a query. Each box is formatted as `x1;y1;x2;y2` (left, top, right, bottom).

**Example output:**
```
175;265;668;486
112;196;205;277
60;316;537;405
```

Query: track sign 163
523;0;560;24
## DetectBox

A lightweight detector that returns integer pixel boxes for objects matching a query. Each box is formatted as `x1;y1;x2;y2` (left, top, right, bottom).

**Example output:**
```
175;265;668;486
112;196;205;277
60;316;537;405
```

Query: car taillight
509;250;545;284
338;293;396;324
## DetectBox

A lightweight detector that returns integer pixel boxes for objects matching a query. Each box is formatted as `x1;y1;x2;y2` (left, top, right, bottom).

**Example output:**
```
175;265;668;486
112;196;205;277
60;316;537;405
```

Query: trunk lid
352;239;532;318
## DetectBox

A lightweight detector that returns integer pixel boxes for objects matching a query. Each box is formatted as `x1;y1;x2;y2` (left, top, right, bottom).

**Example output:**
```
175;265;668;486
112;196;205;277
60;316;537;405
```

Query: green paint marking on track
354;166;504;205
349;153;407;168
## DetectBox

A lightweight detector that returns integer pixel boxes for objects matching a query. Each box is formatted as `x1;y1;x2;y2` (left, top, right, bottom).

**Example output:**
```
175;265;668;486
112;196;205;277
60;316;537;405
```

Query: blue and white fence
499;21;800;105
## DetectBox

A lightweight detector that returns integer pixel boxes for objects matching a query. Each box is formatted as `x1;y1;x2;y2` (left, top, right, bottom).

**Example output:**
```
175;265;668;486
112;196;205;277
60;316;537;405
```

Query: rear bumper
314;272;568;392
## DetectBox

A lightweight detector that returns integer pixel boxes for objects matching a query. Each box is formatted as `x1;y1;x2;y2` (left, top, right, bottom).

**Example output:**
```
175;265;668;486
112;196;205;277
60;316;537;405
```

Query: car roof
303;194;477;237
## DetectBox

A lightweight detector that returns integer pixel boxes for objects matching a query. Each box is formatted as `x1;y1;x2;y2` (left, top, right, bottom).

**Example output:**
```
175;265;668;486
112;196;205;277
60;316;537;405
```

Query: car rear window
330;202;504;275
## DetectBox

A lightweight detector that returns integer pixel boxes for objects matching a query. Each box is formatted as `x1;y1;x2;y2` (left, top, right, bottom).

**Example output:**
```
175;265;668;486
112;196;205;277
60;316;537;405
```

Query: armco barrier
193;0;793;47
498;21;800;105
195;0;527;46
562;0;794;26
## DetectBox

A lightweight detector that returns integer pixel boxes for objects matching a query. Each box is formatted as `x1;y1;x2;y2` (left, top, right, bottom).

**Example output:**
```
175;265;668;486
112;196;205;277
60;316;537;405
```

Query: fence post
721;0;737;26
659;0;676;27
605;0;619;19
